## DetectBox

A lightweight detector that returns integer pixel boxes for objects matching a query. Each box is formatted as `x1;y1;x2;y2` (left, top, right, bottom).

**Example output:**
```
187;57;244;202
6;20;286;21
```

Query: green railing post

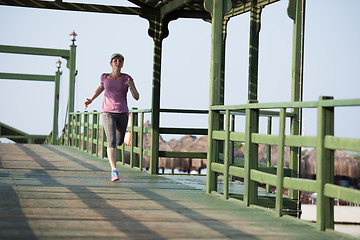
130;110;135;167
139;111;144;171
76;111;81;148
275;108;286;217
130;109;139;168
316;96;334;231
121;141;125;165
244;100;259;206
95;113;100;157
52;66;61;145
66;113;71;146
266;116;272;193
91;111;97;155
83;111;89;152
229;114;235;166
223;110;231;199
101;123;106;159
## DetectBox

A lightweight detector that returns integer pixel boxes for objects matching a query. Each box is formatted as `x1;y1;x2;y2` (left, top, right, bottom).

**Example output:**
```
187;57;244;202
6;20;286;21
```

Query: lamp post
53;60;62;145
68;31;77;114
70;31;77;46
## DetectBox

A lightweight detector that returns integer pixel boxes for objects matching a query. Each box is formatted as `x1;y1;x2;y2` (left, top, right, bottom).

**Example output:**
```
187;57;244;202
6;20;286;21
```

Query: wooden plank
0;143;348;240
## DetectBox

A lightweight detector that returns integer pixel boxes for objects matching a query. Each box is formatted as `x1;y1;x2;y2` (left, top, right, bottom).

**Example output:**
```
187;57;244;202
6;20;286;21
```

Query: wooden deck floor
0;143;351;239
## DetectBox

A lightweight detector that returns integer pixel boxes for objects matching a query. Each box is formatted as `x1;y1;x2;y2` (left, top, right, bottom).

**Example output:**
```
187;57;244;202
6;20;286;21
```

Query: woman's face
111;57;124;70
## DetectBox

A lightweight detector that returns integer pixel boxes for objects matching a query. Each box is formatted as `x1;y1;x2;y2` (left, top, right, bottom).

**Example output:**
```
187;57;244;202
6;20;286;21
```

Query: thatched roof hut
301;148;360;179
256;144;360;180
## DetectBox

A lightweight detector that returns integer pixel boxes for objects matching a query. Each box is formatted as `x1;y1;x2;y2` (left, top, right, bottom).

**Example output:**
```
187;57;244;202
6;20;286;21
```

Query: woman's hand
125;78;134;88
84;98;92;109
125;77;139;100
84;84;104;109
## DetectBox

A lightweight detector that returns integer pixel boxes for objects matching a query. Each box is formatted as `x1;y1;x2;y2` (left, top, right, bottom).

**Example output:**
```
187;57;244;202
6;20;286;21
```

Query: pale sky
0;0;359;142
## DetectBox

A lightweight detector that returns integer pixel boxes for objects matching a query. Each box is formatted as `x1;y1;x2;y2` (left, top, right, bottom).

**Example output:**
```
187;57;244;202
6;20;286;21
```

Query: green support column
288;0;306;202
243;0;261;206
248;0;262;101
316;96;334;231
52;67;61;145
149;22;162;175
204;0;232;193
147;13;177;174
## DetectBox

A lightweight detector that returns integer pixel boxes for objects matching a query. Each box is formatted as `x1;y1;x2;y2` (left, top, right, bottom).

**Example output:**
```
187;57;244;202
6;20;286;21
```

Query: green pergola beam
0;72;54;82
0;0;142;16
160;0;195;16
0;45;70;58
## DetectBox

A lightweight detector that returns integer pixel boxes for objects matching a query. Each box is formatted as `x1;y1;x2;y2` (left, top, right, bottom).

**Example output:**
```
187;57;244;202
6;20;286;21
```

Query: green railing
62;108;208;172
208;96;360;231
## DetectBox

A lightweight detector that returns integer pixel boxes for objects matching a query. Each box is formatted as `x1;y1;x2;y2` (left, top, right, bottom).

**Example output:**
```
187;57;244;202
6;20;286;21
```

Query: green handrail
208;96;360;231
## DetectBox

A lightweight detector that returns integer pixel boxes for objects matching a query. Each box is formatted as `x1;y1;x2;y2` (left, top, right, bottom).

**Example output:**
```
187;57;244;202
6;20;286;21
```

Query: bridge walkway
0;143;349;239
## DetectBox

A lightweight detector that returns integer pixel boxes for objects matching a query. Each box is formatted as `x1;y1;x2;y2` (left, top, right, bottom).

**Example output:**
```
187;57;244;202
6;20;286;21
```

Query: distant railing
62;108;209;172
208;96;360;231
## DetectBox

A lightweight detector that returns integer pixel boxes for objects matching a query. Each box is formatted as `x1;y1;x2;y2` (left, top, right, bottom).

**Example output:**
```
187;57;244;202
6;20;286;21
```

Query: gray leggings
102;112;129;148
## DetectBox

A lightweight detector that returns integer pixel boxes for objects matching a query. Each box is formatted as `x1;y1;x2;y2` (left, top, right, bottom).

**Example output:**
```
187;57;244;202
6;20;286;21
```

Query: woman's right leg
103;113;119;181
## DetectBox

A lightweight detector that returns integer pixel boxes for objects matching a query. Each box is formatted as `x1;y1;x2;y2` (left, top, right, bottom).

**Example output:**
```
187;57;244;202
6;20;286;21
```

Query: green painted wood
283;177;317;193
206;0;228;194
68;44;76;113
158;151;207;159
159;128;208;135
211;162;225;173
223;110;231;199
0;0;141;16
229;166;245;178
324;184;360;205
250;169;277;186
149;19;163;175
160;108;208;114
229;132;246;142
130;111;135;168
83;112;89;151
324;135;360;152
286;135;317;148
0;72;55;81
0;44;70;58
248;0;261;101
212;130;226;140
275;108;286;217
139;112;144;171
289;0;305;203
252;133;278;145
244;103;259;206
316;96;335;231
225;0;279;19
52;71;60;145
266;116;272;193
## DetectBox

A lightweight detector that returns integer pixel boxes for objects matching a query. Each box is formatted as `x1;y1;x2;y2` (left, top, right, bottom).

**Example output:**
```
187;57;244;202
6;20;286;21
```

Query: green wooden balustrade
208;96;360;231
62;108;209;171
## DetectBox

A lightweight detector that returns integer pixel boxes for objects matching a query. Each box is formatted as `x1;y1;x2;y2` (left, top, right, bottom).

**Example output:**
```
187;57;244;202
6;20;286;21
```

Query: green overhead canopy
0;0;279;20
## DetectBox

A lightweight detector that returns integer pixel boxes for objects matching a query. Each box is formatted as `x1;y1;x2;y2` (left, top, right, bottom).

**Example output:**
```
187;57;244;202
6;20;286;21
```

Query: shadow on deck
0;143;351;239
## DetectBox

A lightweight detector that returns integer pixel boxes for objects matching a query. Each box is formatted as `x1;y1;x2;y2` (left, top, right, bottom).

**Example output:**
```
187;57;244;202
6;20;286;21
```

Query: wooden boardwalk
0;143;350;240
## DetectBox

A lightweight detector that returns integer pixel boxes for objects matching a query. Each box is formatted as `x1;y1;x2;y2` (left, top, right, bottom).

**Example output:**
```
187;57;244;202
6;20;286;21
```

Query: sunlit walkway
0;143;349;239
